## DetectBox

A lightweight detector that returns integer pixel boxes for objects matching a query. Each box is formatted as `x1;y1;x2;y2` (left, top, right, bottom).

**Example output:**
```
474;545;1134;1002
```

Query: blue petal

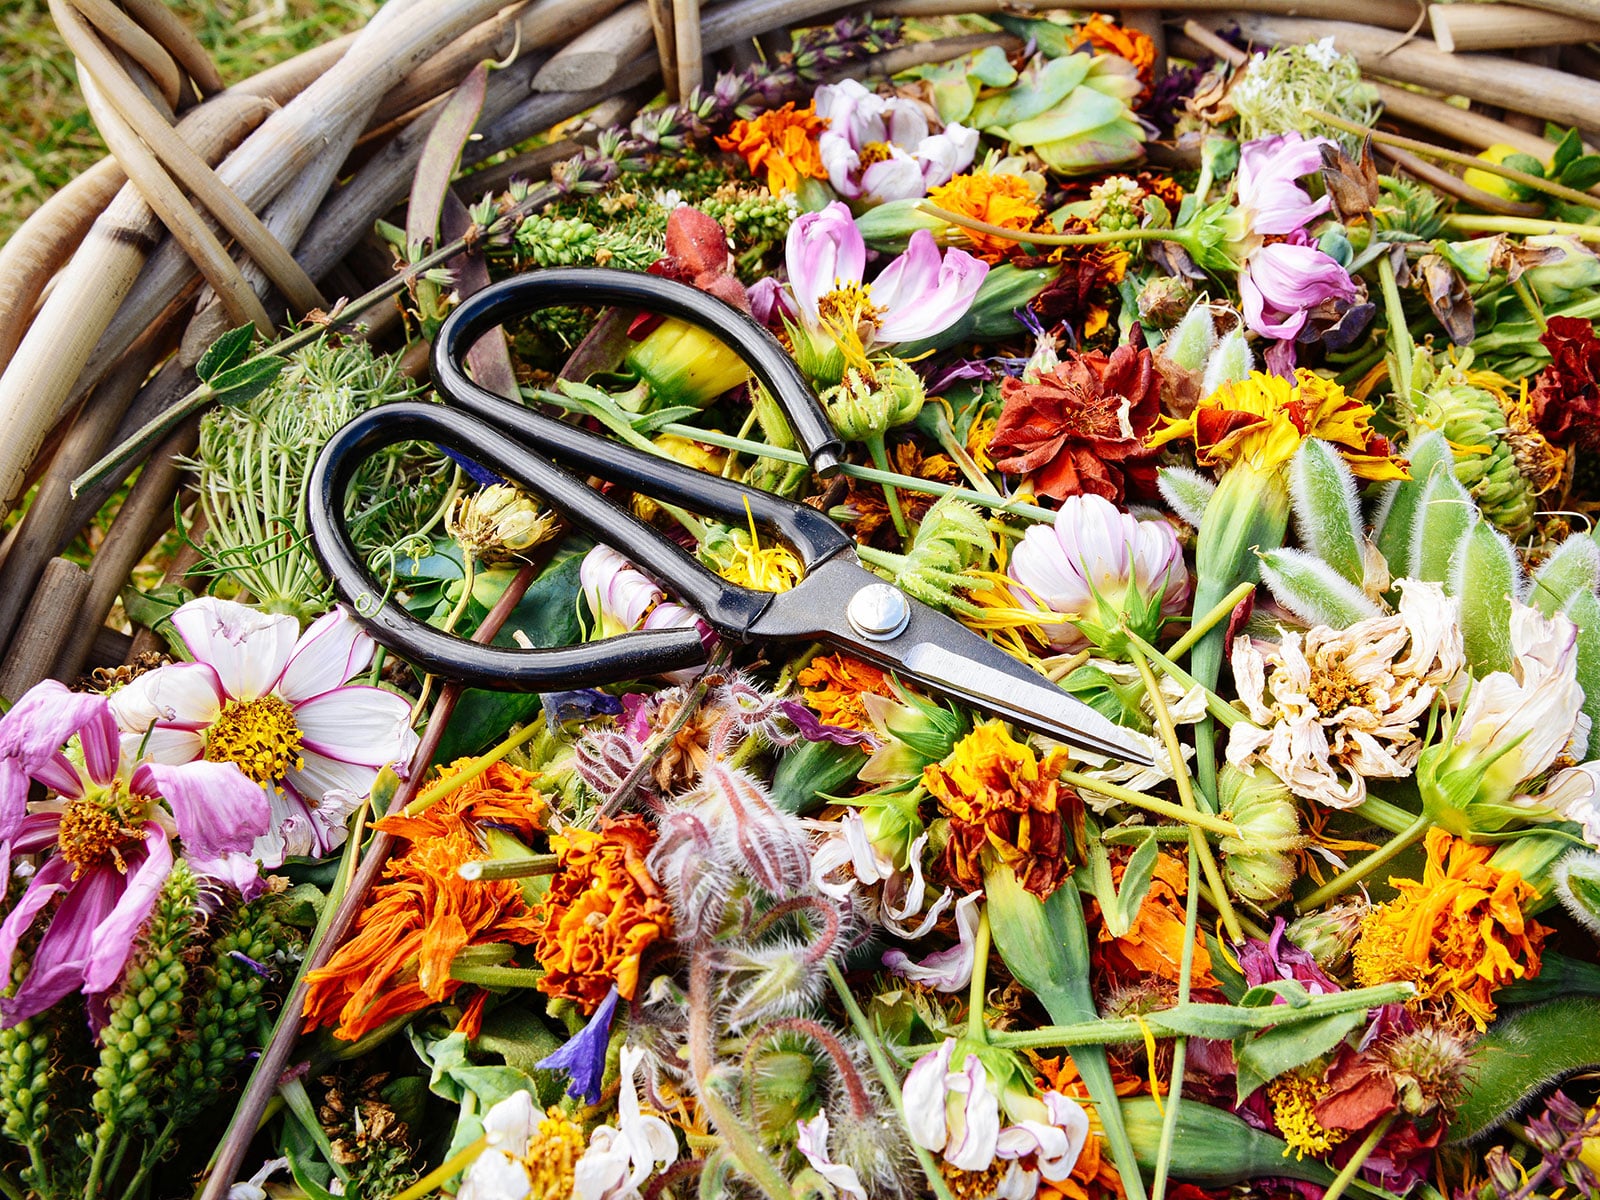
534;984;619;1104
542;689;624;734
437;444;502;487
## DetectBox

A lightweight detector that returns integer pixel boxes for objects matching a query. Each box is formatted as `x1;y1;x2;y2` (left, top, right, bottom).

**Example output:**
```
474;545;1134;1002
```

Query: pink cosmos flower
785;202;987;354
0;681;268;1025
814;79;977;206
1008;493;1191;653
109;598;417;866
1232;133;1359;346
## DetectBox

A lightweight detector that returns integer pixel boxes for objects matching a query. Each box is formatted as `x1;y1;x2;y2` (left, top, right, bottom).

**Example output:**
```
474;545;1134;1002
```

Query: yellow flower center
57;788;142;877
940;1160;1007;1200
1305;661;1375;719
858;140;895;168
204;695;304;787
523;1109;585;1195
1268;1074;1348;1160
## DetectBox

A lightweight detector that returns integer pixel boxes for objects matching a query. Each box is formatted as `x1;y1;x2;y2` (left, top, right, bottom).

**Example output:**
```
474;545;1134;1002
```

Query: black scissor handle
433;267;845;477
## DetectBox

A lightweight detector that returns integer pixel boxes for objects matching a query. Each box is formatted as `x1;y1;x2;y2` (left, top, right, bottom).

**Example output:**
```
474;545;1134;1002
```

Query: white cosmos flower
796;1111;869;1200
573;1045;679;1200
109;597;417;866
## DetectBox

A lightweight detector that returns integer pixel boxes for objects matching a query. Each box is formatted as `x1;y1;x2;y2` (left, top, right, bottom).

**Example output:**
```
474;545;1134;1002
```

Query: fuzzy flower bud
824;360;926;442
446;484;559;563
1378;1024;1473;1120
1136;275;1197;329
1217;763;1306;910
1284;898;1368;976
1008;493;1191;654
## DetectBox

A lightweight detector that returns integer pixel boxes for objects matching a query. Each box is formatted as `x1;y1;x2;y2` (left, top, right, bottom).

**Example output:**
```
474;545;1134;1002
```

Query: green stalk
1150;830;1201;1200
0;1172;21;1200
865;433;909;538
459;854;559;881
1377;252;1415;407
1320;1113;1397;1200
1296;814;1431;912
1353;794;1422;836
390;1135;488;1200
966;905;991;1044
1513;275;1548;333
1165;582;1257;662
824;959;961;1200
1121;629;1246;731
447;963;547;987
921;202;1195;249
1445;214;1600;242
1057;770;1242;839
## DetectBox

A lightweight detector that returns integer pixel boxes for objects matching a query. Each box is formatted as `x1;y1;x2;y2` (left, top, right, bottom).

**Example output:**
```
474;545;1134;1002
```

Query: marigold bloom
535;815;674;1012
1352;828;1549;1030
301;761;547;1041
1269;1072;1349;1160
1146;370;1407;481
1091;851;1216;987
716;102;830;195
922;721;1073;899
926;172;1043;263
797;653;895;734
1075;19;1156;92
1030;1055;1130;1200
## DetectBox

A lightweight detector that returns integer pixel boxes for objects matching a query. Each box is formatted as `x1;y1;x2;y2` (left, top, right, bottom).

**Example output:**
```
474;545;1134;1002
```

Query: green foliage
1288;440;1366;586
1373;430;1451;578
1449;997;1600;1142
1450;521;1519;675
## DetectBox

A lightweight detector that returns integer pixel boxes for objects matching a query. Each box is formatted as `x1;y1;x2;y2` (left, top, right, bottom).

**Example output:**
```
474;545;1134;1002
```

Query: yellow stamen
204;694;305;788
56;789;142;877
524;1109;586;1195
1268;1073;1348;1160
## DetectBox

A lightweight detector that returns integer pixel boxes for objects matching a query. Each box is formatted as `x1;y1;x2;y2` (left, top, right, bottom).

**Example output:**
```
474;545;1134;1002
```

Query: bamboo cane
120;0;222;93
869;0;1418;25
1430;2;1600;53
0;559;92;700
72;0;183;109
675;0;705;101
534;1;658;92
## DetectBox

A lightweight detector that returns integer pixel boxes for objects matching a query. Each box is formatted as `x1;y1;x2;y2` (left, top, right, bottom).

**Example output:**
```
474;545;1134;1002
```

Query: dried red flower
987;334;1162;503
1531;314;1600;449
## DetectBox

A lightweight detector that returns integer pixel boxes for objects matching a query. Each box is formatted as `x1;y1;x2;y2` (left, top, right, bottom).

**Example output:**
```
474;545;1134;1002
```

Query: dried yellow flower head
447;484;558;562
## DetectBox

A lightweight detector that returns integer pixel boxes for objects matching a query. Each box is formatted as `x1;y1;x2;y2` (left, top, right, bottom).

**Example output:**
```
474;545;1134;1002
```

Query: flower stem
1377;252;1415;408
1058;770;1242;839
824;959;962;1200
966;904;991;1044
919;202;1191;248
404;718;545;816
1121;628;1246;730
448;963;547;988
1130;647;1243;945
1296;814;1431;912
1321;1112;1397;1200
865;434;910;538
1150;824;1202;1200
82;1133;112;1200
390;1134;488;1200
1354;794;1422;836
1165;582;1256;662
1444;214;1600;243
1513;276;1549;333
458;853;560;881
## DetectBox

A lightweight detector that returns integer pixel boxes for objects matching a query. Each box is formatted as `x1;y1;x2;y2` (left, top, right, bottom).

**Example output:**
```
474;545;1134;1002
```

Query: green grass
0;0;380;243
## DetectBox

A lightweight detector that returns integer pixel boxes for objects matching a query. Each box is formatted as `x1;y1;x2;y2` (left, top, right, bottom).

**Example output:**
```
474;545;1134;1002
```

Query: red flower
1530;315;1600;449
987;334;1162;503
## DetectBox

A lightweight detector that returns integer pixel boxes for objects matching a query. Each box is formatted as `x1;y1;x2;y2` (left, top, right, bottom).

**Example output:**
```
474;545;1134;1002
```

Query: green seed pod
1284;899;1368;975
1218;764;1307;910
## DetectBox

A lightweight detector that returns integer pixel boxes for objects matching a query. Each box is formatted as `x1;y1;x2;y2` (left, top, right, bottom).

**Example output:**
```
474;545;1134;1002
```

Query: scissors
306;268;1152;765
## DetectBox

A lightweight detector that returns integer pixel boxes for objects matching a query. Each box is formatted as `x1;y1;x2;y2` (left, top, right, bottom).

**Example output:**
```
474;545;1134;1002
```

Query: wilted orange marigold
301;761;548;1041
716;102;829;195
1352;828;1549;1030
926;172;1043;263
535;815;674;1013
1076;18;1157;92
923;720;1073;899
797;653;894;733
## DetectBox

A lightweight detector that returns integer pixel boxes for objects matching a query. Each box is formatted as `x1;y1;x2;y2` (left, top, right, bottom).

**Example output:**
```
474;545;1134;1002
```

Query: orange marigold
716;102;829;195
535;815;674;1013
923;720;1073;899
1352;828;1549;1030
797;653;895;733
1091;851;1216;988
1076;18;1156;93
926;172;1043;263
301;761;548;1042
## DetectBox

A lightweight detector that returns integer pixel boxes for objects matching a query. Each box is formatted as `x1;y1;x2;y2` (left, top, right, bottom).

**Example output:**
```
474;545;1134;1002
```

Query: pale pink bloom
109;598;416;866
1236;133;1332;235
1008;494;1190;652
882;890;982;991
814;78;977;205
581;545;711;684
903;1041;1001;1171
1241;239;1358;341
796;1111;869;1200
995;1092;1092;1189
1533;761;1600;847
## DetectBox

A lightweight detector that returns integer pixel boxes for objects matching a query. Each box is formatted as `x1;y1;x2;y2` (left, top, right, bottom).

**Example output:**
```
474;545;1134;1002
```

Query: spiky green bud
1218;764;1306;910
1421;382;1537;539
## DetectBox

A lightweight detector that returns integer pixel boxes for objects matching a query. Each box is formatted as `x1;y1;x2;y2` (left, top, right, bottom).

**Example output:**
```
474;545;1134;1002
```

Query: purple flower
1234;917;1342;999
1240;239;1358;341
1237;133;1332;236
813;78;977;206
536;983;619;1103
109;598;417;866
785;203;987;361
0;682;269;1026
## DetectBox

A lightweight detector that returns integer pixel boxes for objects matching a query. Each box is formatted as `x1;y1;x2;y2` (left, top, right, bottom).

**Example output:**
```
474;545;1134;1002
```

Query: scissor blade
755;559;1154;765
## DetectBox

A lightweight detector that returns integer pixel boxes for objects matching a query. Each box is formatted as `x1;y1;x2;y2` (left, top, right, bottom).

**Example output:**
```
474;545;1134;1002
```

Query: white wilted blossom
1227;579;1464;809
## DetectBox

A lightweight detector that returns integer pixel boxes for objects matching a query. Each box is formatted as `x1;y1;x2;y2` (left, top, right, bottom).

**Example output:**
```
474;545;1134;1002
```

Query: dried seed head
446;484;558;562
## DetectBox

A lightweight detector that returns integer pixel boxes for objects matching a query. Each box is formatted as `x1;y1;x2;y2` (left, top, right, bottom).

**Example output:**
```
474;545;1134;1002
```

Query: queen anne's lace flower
1227;580;1463;809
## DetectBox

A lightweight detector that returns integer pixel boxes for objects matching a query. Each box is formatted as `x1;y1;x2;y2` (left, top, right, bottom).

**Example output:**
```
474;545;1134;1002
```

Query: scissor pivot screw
847;584;911;642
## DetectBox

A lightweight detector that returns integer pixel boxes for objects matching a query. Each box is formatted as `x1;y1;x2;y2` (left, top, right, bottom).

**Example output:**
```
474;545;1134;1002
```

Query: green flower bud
1218;764;1306;910
1137;276;1198;330
624;317;752;409
1284;899;1368;975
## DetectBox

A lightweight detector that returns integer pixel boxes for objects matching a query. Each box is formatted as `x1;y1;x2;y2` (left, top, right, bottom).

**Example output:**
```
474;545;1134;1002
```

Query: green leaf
1551;126;1582;175
196;324;256;382
1498;948;1600;1003
991;14;1078;58
1258;547;1382;630
118;583;195;658
1234;1008;1366;1105
1528;532;1600;616
1374;430;1450;577
473;1002;568;1106
1451;521;1518;675
986;863;1149;1200
1410;467;1475;586
1559;156;1600;191
1110;829;1159;937
1156;466;1215;529
1449;997;1600;1142
1000;88;1128;147
1289;440;1365;584
969;54;1092;129
209;355;286;407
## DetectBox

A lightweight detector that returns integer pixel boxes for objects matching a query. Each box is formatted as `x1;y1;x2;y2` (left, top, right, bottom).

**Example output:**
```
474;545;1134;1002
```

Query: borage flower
110;597;417;866
922;720;1074;900
1007;493;1190;654
1353;828;1549;1029
535;815;675;1013
987;335;1163;504
716;101;830;196
300;760;547;1041
815;78;977;205
0;682;269;1025
785;202;987;383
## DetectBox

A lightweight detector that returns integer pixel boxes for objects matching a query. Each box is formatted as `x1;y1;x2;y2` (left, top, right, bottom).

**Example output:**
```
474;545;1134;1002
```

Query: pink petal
134;759;270;859
171;597;298;701
785;203;866;322
874;236;988;343
276;607;375;704
82;824;172;995
860;153;926;204
0;856;74;1011
293;686;417;767
881;890;982;991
